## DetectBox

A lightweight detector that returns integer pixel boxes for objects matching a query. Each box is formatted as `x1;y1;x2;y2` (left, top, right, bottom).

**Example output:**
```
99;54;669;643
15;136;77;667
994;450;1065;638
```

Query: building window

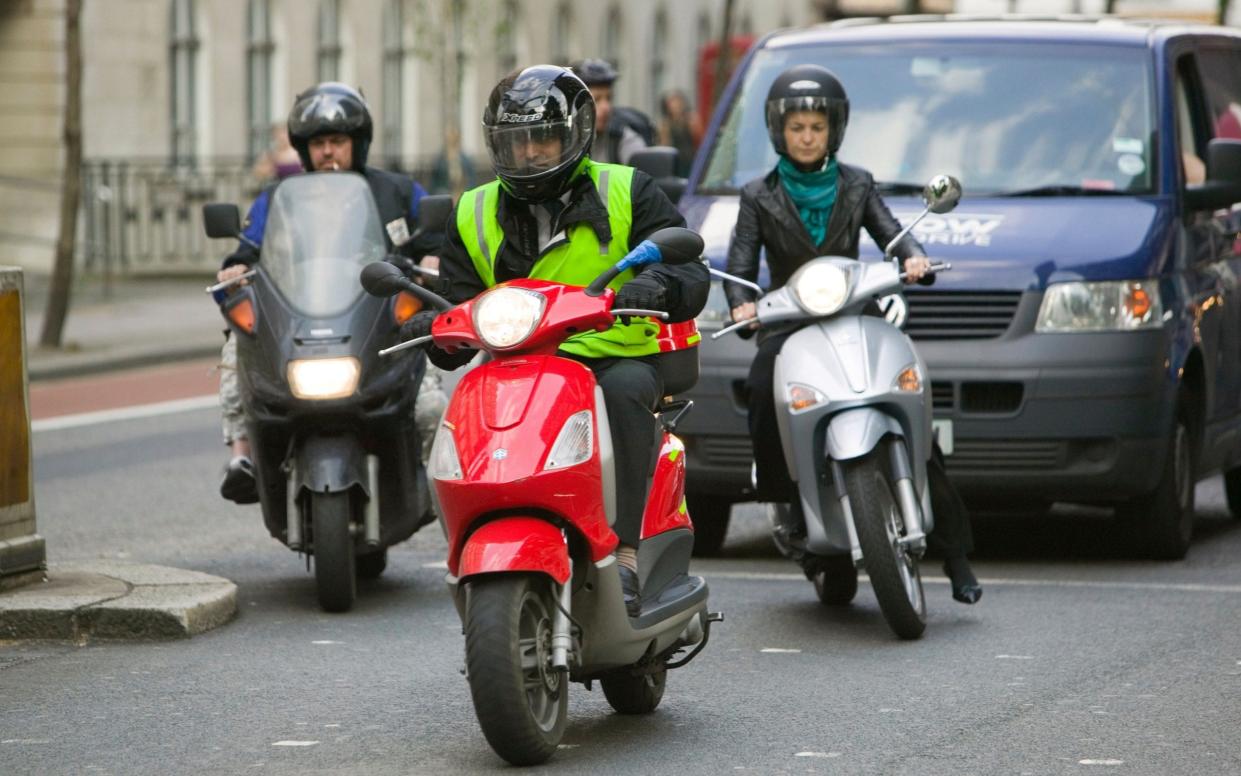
552;1;574;66
246;0;275;161
650;7;667;113
382;0;404;167
603;5;623;76
317;0;341;82
169;0;199;166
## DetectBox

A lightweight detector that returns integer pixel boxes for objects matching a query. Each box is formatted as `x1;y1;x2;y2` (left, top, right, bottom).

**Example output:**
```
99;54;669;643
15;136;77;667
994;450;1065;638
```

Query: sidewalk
21;271;223;381
7;270;237;641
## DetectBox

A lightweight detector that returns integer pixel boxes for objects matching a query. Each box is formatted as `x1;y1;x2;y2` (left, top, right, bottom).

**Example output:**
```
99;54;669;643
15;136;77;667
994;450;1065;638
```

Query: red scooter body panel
641;433;692;540
458;517;570;584
438;356;619;577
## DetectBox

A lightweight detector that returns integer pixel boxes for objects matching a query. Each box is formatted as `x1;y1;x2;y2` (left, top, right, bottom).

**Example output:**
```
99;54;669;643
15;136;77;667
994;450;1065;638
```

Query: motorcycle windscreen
261;172;387;318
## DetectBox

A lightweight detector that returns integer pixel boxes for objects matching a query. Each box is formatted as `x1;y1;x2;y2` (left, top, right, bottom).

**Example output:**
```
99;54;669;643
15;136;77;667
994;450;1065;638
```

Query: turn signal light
227;297;256;334
894;365;922;393
393;291;422;325
1124;285;1152;320
787;383;825;412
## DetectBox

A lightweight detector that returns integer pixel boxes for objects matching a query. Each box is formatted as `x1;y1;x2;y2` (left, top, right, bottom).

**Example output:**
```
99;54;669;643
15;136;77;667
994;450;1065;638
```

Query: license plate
932;419;954;456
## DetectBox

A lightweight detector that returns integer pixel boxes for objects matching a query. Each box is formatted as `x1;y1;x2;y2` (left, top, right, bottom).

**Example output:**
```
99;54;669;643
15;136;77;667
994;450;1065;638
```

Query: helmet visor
289;90;369;140
485;118;591;180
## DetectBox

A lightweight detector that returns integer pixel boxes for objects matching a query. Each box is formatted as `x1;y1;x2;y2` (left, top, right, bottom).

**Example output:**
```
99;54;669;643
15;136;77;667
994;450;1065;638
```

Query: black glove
613;282;666;323
399;310;437;343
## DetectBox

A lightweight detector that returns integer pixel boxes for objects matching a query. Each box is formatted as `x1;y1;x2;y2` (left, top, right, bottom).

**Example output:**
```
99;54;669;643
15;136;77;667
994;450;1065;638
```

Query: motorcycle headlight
1035;280;1164;332
792;263;850;316
287;357;360;400
472;287;547;349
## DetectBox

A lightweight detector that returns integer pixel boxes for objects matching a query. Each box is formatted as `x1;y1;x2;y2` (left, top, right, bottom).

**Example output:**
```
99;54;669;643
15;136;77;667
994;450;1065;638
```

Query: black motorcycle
202;172;448;612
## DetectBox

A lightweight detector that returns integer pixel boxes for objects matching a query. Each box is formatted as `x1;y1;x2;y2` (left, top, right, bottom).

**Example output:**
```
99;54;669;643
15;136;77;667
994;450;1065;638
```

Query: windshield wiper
994;184;1127;197
875;181;925;195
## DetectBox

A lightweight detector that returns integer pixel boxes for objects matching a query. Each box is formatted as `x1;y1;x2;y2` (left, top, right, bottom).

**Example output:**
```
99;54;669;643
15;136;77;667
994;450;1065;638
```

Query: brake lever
204;269;257;295
378;334;433;357
612;308;670;320
711;318;759;340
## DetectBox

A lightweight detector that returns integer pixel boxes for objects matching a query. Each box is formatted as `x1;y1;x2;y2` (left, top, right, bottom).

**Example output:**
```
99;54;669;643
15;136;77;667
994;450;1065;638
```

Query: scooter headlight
472;287;547;349
545;410;593;470
792;262;850;316
287;357;361;400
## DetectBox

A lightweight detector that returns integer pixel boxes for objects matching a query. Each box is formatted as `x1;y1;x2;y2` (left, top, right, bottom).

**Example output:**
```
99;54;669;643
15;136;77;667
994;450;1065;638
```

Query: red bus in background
696;35;756;138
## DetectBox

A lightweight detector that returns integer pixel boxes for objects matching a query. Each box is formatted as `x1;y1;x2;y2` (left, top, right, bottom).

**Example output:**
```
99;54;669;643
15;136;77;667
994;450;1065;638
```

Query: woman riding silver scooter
721;65;981;627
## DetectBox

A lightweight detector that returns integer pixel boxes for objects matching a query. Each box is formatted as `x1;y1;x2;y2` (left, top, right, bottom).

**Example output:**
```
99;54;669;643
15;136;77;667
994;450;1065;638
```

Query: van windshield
698;42;1154;197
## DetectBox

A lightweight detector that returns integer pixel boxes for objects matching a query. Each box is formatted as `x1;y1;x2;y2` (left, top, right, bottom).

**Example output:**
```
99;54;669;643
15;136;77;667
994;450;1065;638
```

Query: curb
0;560;237;642
27;341;222;382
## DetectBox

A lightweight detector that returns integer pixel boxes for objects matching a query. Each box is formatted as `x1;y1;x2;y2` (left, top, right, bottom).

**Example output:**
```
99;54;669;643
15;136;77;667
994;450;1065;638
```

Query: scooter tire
600;665;667;714
310;492;357;613
355;548;387;580
811;555;859;606
464;575;567;766
844;446;927;640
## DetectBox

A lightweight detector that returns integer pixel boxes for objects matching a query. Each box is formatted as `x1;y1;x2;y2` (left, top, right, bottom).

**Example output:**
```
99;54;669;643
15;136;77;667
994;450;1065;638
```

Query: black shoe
943;556;982;604
220;456;259;504
618;565;642;618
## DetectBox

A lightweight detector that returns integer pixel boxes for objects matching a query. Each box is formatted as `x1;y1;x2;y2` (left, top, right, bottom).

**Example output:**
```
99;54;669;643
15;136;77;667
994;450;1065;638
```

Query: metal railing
78;156;459;276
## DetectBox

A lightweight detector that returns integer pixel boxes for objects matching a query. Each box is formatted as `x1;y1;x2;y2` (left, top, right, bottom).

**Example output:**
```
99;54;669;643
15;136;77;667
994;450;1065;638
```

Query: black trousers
576;355;663;547
746;331;974;558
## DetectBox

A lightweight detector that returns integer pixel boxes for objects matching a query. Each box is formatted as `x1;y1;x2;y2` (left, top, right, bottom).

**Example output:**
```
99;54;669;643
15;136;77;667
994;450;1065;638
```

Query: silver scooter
712;175;962;640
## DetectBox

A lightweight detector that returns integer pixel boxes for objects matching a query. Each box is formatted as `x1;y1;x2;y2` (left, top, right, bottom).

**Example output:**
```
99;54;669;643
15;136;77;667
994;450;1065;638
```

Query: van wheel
687;494;731;557
1117;402;1194;560
1224;467;1241;520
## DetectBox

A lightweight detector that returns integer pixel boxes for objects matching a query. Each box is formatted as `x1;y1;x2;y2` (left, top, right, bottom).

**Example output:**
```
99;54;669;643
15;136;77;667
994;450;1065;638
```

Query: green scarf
778;156;838;247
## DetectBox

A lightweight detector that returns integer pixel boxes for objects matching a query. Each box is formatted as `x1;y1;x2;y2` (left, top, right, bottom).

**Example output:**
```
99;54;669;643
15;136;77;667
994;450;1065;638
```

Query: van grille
931;382;955;412
945;439;1063;471
696;436;754;468
904;291;1023;340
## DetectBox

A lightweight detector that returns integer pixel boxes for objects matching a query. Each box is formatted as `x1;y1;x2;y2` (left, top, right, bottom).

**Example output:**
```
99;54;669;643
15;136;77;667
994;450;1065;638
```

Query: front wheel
1223;465;1241;521
1116;401;1194;560
310;492;356;613
811;555;859;606
464;575;567;766
844;444;926;640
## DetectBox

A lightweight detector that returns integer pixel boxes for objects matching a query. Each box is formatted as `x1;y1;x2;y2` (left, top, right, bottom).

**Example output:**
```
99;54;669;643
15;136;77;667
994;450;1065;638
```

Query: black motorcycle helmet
287;82;374;172
764;64;850;158
483;65;596;202
571;58;619;87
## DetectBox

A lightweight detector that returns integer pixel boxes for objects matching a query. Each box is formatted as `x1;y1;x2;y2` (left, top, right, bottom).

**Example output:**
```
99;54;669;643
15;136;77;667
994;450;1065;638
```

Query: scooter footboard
458;518;570;585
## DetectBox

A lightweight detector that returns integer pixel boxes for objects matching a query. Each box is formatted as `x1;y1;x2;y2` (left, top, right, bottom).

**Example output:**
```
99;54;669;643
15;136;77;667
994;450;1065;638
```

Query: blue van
678;17;1241;559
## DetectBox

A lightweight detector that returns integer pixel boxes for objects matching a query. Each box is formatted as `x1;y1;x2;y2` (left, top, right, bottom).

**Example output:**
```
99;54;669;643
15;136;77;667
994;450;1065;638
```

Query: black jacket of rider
429;166;709;370
221;167;443;269
723;162;929;314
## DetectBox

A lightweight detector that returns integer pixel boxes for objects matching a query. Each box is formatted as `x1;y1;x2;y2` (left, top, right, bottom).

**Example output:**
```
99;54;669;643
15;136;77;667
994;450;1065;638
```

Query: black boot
220;456;259;504
618;565;641;618
943;556;982;604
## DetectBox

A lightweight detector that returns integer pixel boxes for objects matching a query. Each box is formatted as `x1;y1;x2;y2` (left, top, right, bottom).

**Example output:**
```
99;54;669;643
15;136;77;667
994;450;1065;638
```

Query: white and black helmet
482;65;596;202
764;64;850;157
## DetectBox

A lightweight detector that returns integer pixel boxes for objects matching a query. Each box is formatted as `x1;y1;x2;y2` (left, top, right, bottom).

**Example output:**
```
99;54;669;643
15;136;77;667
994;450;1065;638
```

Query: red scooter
361;227;719;765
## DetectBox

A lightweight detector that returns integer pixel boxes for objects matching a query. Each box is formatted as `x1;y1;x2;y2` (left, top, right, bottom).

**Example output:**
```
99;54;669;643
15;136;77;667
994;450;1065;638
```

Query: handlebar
612;308;670;320
204;269;257;295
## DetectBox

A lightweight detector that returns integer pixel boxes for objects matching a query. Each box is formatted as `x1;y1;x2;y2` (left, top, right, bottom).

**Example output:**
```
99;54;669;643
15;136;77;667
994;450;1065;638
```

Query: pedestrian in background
658;89;699;177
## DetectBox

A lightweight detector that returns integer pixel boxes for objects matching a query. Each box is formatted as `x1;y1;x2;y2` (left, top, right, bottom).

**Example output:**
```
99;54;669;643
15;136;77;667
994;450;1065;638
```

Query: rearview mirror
360;261;409;298
923;175;962;214
203;203;241;239
1185;139;1241;211
417;194;454;233
645;227;704;265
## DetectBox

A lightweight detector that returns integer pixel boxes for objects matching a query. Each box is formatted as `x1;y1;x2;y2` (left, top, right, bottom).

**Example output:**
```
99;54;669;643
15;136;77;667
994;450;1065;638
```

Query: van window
1197;47;1241;141
698;43;1154;197
1175;55;1207;185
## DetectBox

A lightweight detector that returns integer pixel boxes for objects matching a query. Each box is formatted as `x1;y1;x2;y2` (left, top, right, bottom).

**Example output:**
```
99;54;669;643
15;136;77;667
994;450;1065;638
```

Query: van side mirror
630;146;688;205
203;203;242;239
417;194;454;234
1185;139;1241;211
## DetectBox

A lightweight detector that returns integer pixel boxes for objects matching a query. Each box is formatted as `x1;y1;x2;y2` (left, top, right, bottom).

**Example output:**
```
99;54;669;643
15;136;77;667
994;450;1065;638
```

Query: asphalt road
5;400;1241;775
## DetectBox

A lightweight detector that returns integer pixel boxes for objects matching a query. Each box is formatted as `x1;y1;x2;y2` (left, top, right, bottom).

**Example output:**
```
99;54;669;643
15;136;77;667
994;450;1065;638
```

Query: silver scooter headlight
792;262;850;316
472;287;547;349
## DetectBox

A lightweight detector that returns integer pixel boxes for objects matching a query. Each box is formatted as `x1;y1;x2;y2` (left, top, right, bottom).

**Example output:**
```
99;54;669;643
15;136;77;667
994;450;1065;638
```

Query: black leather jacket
723;162;928;311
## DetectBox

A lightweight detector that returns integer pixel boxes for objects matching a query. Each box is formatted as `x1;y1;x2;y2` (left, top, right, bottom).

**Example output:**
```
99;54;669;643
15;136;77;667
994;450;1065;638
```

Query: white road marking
760;648;801;654
272;740;320;747
1079;759;1124;766
2;739;51;745
795;751;841;758
996;655;1035;660
423;560;448;569
32;394;217;432
312;640;342;645
706;570;1241;595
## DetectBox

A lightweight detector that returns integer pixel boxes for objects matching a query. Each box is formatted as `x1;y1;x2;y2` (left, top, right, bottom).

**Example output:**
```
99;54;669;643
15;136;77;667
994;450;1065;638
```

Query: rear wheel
1116;401;1194;560
310;492;356;613
600;664;667;714
464;575;567;766
811;555;859;606
687;493;731;557
355;548;387;580
1224;466;1241;520
844;444;926;640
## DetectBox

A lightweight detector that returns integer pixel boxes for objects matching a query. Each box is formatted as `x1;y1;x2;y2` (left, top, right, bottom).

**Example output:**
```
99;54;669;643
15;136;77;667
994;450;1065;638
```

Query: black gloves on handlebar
399;310;437;343
613;280;667;324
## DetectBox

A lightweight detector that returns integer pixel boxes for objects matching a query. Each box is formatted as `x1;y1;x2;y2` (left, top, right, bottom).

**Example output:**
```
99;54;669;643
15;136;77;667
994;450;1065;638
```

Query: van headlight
472;287;546;349
792;262;850;316
287;357;360;400
1035;280;1164;332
